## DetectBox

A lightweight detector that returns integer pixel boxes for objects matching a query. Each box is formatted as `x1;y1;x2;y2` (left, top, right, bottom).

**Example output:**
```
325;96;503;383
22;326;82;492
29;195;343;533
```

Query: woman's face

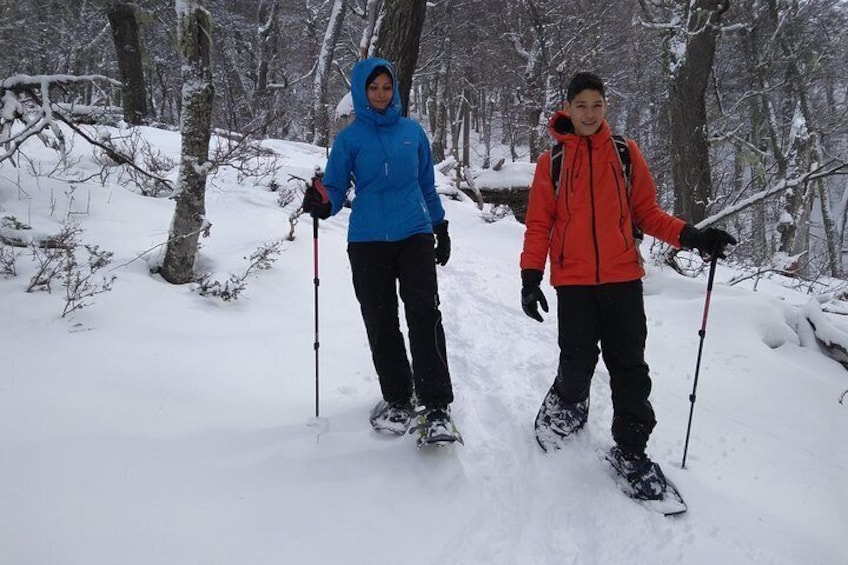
366;73;393;112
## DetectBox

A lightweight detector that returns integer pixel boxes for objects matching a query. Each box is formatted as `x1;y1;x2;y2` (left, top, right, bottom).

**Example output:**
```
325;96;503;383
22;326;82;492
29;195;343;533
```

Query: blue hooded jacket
322;57;444;242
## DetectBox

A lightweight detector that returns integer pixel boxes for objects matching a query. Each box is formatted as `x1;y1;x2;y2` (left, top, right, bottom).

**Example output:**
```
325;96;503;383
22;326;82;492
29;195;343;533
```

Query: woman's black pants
348;234;453;408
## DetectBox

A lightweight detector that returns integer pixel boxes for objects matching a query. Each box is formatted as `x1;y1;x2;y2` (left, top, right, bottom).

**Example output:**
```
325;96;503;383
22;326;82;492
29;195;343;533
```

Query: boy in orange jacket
520;72;735;500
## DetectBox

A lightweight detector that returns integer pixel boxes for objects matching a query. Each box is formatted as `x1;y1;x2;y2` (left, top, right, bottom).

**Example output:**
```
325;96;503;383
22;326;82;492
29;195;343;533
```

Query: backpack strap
611;135;631;186
549;143;564;199
611;135;642;241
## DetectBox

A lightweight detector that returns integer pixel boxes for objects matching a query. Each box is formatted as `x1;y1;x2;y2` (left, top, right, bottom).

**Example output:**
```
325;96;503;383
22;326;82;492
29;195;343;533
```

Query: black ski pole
312;214;320;420
682;254;719;469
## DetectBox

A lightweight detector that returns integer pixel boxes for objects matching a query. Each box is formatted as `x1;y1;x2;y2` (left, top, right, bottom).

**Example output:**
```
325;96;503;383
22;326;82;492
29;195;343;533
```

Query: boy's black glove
521;269;548;323
302;175;331;219
679;224;737;260
434;221;451;266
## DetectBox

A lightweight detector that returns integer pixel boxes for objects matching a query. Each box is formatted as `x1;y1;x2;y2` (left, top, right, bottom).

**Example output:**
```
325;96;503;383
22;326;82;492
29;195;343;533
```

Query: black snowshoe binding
370;400;414;435
534;385;589;452
408;406;464;448
603;446;687;515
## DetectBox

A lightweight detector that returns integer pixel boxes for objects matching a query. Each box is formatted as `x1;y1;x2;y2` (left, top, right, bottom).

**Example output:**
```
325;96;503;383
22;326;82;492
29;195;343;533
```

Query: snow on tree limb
802;298;848;369
1;73;120;91
696;161;848;229
1;73;121;164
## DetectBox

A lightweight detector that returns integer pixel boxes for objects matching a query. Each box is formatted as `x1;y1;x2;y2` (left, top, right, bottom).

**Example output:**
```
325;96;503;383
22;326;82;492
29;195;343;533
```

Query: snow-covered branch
1;73;121;164
696;161;848;229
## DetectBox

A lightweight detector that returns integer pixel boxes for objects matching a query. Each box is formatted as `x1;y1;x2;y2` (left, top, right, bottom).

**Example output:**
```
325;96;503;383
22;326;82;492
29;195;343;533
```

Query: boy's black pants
348;234;453;408
555;280;656;455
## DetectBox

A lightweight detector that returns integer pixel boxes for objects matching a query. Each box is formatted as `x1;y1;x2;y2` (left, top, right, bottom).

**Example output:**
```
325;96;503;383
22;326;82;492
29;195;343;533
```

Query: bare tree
106;2;149;125
160;0;214;284
357;0;382;58
310;0;347;147
372;0;427;116
641;0;728;223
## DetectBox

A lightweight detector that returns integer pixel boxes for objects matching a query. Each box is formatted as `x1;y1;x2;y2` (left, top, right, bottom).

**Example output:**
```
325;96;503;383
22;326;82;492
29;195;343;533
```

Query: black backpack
549;135;643;241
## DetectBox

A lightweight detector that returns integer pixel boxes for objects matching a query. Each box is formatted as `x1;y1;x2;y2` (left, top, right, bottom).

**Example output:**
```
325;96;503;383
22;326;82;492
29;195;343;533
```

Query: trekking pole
312;213;320;420
682;254;719;469
304;171;329;438
306;211;329;437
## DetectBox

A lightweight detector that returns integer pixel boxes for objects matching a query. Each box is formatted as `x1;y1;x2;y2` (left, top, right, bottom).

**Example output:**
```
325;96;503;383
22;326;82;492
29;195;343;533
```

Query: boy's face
564;89;606;136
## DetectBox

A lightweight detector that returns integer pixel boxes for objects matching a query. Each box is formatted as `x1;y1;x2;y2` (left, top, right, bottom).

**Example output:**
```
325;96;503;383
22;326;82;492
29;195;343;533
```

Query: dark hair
366;65;393;88
566;72;605;101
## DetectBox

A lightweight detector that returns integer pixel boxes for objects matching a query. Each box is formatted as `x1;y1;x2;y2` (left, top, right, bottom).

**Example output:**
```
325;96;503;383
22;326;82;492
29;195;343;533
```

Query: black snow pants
347;233;453;408
554;280;656;455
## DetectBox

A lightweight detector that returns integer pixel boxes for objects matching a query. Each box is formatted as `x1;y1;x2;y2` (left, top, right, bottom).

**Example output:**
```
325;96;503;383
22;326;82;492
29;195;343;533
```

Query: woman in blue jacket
303;57;459;446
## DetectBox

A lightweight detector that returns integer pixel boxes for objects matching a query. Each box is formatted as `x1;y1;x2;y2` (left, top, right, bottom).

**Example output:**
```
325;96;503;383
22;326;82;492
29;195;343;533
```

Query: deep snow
0;124;846;565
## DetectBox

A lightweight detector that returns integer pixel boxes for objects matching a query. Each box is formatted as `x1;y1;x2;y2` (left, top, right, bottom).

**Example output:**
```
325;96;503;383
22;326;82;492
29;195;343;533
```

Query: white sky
0;123;846;564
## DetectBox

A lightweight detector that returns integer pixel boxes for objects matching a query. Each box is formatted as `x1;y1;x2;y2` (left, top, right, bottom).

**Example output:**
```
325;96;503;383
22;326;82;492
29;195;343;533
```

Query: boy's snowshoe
603;446;687;516
534;385;589;452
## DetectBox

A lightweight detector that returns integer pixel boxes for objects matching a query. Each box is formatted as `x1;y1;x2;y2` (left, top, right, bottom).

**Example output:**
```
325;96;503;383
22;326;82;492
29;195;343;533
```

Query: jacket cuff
679;224;698;249
521;268;544;287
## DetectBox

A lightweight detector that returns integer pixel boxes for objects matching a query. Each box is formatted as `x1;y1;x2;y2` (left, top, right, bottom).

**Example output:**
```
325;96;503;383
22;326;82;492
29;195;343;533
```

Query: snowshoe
534;385;589;452
603;446;687;516
408;406;464;448
370;399;414;435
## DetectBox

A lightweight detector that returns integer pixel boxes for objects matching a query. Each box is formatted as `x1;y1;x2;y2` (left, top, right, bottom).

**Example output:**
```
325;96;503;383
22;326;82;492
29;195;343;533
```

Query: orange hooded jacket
520;112;686;286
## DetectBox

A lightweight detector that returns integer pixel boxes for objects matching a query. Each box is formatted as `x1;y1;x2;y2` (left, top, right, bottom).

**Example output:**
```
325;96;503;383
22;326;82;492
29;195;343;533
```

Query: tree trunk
311;0;346;147
461;89;470;168
372;0;427;116
252;0;280;135
106;2;148;125
161;1;214;285
666;0;727;223
481;88;493;169
430;46;449;164
359;0;382;58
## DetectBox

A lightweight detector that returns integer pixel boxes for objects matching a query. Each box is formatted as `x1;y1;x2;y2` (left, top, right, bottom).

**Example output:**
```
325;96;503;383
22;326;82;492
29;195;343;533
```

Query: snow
1;124;847;564
335;91;353;118
471;161;537;190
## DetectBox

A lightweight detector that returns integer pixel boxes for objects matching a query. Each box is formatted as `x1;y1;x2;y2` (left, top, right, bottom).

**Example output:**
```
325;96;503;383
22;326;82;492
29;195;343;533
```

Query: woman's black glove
302;175;331;219
679;224;737;260
521;269;548;322
434;221;451;266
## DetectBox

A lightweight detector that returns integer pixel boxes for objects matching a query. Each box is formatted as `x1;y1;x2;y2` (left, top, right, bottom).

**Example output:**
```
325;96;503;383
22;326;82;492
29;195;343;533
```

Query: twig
51;111;175;191
109;225;209;271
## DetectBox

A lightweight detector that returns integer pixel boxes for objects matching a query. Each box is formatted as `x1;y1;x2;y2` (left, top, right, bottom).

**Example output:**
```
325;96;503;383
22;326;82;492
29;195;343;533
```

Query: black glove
679;224;737;260
302;175;331;219
521;269;549;323
434;220;451;266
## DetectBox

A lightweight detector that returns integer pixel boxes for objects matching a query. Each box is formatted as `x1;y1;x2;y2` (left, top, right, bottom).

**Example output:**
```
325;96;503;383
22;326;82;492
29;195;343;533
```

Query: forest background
1;0;848;280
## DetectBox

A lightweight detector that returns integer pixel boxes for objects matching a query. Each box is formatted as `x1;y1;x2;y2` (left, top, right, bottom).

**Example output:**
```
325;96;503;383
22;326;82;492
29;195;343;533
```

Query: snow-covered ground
1;125;846;564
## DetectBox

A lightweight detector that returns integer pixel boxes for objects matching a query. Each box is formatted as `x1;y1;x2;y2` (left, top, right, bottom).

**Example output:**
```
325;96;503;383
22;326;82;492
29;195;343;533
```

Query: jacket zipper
557;167;569;266
588;137;601;284
557;148;580;266
610;161;630;250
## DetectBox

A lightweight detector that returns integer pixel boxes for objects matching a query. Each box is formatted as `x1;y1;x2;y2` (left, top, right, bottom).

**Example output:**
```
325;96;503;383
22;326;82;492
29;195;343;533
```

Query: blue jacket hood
350;57;402;126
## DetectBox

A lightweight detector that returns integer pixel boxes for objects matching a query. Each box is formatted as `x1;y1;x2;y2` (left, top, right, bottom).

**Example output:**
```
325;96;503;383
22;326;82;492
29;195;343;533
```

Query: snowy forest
2;2;848;562
1;0;848;277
